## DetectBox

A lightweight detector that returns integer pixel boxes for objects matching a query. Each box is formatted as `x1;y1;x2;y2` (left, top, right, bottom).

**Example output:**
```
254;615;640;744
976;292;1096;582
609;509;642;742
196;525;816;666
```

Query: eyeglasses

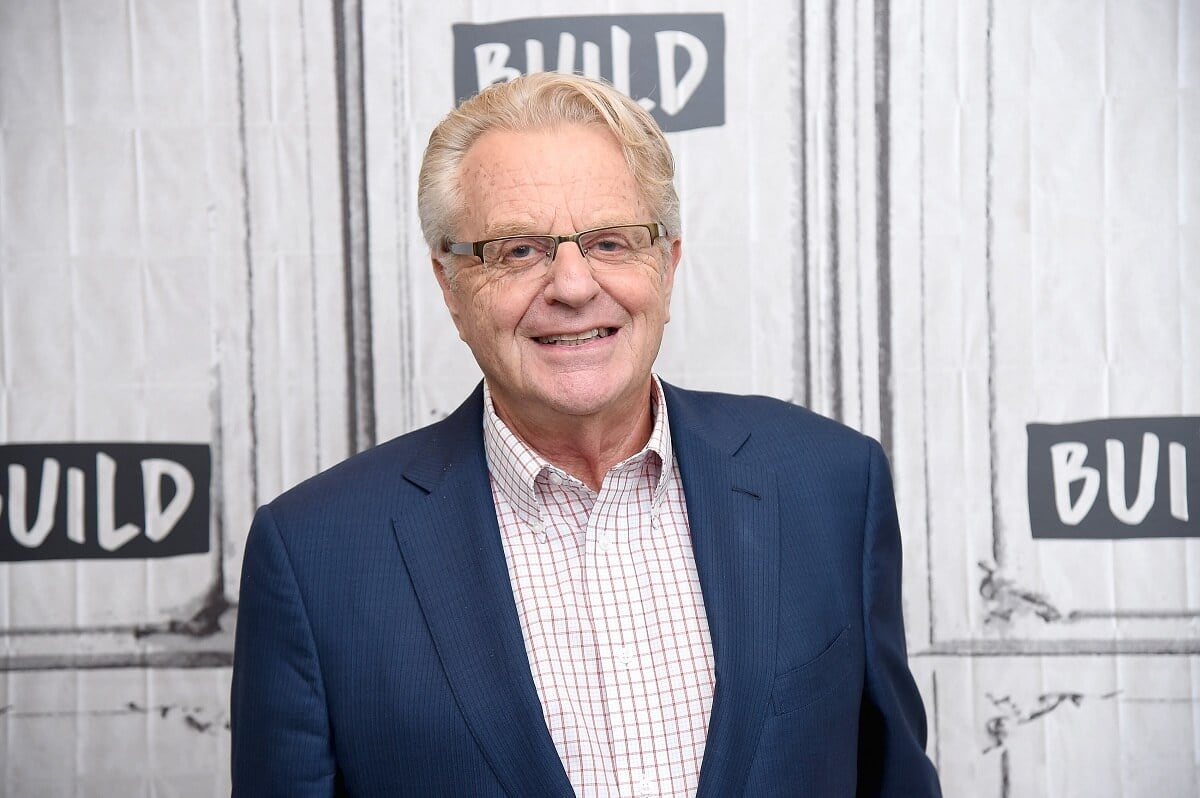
447;223;667;272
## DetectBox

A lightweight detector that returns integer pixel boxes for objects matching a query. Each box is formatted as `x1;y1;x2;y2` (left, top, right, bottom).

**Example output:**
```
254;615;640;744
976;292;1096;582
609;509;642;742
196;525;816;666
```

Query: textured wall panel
0;0;1196;795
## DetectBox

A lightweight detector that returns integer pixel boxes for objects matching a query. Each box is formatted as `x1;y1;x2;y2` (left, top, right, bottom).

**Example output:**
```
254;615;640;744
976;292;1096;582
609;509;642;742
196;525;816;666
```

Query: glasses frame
447;222;668;266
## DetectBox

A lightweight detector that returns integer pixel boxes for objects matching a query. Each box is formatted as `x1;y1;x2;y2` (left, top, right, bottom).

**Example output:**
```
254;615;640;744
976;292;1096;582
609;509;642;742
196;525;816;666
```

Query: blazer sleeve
857;440;943;796
231;505;338;797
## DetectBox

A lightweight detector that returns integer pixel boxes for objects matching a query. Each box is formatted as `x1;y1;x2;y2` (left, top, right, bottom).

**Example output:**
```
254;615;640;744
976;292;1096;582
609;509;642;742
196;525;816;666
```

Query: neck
491;383;656;492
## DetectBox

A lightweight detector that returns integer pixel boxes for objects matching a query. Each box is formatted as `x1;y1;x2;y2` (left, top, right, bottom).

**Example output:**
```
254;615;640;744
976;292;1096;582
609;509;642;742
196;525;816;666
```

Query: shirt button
528;519;548;543
547;471;565;486
597;533;614;552
615;644;636;669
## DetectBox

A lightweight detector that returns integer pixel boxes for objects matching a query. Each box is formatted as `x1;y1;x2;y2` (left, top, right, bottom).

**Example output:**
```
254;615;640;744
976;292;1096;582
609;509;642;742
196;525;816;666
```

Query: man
231;72;941;797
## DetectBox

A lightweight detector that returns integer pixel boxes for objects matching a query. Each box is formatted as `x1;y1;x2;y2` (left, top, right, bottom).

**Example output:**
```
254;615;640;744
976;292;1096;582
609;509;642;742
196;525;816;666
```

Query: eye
582;229;635;257
491;237;552;266
592;236;629;253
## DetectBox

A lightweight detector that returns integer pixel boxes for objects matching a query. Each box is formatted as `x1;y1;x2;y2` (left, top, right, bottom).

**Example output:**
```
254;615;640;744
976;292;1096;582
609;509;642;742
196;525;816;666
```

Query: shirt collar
481;376;676;530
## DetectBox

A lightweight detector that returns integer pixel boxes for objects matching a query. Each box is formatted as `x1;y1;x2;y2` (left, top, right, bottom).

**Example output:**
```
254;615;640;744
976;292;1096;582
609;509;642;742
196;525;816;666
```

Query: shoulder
266;388;485;525
662;382;881;467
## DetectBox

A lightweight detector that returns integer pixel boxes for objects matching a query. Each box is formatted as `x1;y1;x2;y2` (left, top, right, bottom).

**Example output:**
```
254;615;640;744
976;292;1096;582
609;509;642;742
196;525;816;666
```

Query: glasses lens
482;236;555;269
579;225;655;266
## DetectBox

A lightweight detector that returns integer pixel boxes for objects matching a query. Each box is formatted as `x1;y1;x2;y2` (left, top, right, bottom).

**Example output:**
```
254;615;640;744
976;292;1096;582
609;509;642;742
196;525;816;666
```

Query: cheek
604;267;670;307
466;282;531;341
635;278;673;320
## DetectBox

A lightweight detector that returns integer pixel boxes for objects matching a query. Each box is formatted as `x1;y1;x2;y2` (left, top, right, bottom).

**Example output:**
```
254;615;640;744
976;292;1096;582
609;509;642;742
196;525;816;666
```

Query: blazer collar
662;382;780;797
393;385;574;797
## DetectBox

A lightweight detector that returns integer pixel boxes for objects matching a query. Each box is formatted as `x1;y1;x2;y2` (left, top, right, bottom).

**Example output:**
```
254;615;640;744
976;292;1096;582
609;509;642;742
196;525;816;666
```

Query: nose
542;239;601;307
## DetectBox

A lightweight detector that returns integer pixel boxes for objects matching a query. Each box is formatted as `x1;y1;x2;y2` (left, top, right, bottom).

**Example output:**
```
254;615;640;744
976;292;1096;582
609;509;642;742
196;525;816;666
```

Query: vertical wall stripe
298;0;323;473
930;669;941;773
827;0;843;423
853;0;865;429
334;0;376;454
984;0;1004;568
918;0;934;643
231;0;259;510
208;367;228;598
793;0;811;407
390;0;416;433
874;0;893;457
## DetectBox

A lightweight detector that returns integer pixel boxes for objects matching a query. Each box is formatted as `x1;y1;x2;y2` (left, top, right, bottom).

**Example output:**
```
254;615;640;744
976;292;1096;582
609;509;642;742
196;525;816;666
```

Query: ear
432;253;467;339
662;237;682;323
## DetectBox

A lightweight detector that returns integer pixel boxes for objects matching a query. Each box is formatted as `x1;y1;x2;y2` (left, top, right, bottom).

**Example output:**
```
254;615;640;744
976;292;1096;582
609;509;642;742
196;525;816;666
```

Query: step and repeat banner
0;0;1196;795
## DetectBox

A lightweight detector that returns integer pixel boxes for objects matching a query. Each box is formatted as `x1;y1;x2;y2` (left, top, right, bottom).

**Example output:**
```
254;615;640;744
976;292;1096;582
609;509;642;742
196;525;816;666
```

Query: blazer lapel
664;384;781;798
391;388;573;797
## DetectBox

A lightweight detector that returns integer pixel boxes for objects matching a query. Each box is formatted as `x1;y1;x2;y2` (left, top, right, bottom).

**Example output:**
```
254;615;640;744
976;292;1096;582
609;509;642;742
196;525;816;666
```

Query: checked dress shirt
483;378;715;798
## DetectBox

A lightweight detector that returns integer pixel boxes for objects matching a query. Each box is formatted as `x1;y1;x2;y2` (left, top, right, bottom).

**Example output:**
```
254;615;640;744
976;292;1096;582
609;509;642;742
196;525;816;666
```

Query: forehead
455;124;647;237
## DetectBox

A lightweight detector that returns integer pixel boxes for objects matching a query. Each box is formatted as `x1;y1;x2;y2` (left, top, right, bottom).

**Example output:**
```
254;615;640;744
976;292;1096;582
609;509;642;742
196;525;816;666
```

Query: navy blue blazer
231;383;941;796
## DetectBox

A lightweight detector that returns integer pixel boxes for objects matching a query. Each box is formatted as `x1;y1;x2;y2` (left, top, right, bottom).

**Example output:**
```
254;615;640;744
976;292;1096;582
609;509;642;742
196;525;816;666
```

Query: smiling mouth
533;327;617;346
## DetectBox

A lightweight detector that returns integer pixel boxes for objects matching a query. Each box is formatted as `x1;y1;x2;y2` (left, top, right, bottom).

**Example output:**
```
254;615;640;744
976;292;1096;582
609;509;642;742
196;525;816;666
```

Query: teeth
536;328;613;345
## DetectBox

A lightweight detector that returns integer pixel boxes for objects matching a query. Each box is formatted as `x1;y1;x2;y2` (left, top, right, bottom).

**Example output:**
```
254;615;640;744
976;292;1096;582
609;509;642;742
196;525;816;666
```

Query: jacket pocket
771;624;854;716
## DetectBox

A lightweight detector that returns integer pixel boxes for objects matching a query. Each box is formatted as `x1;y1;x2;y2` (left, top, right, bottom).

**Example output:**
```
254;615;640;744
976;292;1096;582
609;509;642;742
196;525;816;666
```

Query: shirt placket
586;459;658;798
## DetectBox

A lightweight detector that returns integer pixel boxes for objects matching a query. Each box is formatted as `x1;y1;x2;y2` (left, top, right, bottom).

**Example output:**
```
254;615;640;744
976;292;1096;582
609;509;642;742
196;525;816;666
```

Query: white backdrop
1;0;1197;795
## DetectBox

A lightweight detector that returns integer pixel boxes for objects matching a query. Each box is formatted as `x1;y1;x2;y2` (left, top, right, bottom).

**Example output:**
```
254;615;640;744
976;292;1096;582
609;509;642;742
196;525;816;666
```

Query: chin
532;389;611;418
534;373;643;417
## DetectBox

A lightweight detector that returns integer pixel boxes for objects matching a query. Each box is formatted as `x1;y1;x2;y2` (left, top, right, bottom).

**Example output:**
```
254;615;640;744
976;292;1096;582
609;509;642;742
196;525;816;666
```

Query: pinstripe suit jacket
230;382;941;796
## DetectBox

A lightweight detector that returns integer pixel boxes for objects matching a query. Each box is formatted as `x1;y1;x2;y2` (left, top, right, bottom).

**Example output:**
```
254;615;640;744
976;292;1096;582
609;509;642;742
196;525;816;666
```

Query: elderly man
231;72;941;797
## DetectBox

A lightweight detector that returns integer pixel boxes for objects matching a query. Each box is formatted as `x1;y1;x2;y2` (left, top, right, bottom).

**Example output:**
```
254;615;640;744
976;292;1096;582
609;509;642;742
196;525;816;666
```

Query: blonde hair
418;72;680;269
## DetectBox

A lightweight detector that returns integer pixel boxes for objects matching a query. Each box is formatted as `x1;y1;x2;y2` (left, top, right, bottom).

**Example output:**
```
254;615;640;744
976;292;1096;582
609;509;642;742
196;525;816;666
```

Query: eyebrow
479;220;541;239
478;219;633;239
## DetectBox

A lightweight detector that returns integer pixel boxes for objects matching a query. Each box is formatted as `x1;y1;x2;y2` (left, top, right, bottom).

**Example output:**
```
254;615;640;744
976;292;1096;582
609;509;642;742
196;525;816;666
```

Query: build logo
453;14;725;132
1027;418;1198;539
0;443;210;561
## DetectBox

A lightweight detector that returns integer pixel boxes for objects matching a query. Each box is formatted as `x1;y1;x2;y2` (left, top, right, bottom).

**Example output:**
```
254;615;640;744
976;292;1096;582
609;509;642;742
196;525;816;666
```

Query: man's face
435;123;680;430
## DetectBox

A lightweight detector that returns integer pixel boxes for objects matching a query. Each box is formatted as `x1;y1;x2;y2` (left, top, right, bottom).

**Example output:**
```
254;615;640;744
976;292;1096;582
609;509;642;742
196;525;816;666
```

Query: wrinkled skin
434;124;681;485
